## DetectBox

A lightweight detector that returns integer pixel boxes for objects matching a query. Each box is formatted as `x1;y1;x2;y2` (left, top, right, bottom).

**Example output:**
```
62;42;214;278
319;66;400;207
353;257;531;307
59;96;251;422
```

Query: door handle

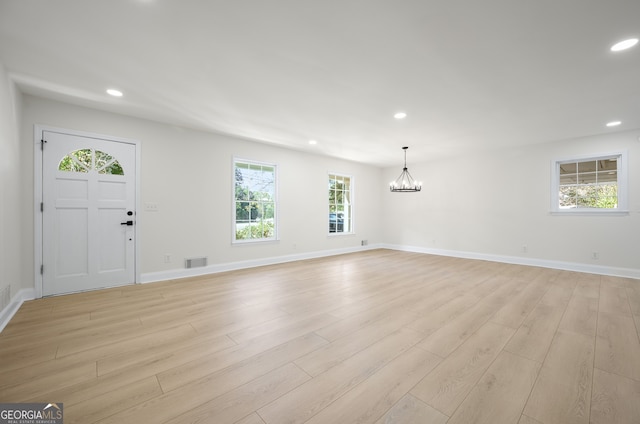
121;220;134;226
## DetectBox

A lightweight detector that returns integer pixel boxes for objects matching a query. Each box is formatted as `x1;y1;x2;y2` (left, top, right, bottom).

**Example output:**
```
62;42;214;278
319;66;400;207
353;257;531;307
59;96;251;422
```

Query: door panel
98;208;127;272
42;130;136;296
56;208;89;276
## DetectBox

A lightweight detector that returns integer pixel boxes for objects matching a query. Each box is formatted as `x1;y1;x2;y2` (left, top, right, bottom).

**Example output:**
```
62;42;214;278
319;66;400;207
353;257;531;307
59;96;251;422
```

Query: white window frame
232;157;279;243
328;172;354;236
550;151;628;215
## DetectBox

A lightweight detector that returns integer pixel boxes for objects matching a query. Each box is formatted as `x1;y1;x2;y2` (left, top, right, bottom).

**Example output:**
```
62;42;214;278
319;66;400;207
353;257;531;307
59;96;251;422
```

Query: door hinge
40;139;47;150
40;202;44;212
40;265;44;275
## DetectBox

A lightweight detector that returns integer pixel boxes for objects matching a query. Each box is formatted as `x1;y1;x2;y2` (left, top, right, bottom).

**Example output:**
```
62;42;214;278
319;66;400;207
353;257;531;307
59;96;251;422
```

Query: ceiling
1;0;638;167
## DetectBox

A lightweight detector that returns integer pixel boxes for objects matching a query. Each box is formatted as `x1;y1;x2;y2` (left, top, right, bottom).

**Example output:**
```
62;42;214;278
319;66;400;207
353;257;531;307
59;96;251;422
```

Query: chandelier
390;146;422;192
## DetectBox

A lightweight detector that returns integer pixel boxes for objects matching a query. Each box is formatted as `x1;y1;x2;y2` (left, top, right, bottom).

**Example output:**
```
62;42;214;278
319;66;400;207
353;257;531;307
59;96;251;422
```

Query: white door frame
34;125;141;298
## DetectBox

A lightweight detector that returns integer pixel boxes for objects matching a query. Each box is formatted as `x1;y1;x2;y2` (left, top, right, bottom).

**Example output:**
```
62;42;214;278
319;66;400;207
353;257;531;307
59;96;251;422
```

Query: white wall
13;93;640;303
20;95;383;281
382;130;640;276
0;62;24;308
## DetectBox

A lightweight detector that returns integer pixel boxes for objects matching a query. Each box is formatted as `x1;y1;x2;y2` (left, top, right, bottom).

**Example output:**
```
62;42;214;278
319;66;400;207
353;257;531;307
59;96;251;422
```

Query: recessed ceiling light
308;140;317;145
394;112;407;120
610;38;638;52
106;89;123;97
606;120;622;127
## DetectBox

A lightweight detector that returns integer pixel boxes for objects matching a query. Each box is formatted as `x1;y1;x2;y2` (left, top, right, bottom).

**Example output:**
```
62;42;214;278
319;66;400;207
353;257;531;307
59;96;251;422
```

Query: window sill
328;232;355;237
549;210;629;216
232;238;280;245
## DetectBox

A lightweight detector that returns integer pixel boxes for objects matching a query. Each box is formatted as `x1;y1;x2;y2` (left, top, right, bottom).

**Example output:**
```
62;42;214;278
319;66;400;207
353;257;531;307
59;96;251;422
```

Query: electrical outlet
145;202;159;212
164;254;171;263
592;252;599;260
361;240;368;246
522;245;528;253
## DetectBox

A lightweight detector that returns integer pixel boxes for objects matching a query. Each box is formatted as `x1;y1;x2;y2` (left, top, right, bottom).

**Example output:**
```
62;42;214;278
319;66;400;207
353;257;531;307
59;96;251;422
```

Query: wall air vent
185;257;208;269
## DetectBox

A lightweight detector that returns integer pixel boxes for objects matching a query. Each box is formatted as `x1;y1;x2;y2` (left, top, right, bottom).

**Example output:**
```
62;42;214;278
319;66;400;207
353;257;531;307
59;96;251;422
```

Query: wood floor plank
187;305;289;337
96;332;235;376
0;316;143;350
416;281;519;358
327;286;414;320
504;303;565;363
55;322;197;361
373;394;448;424
626;283;640;315
156;317;333;392
572;278;601;299
0;311;91;337
303;346;441;424
141;301;287;329
57;325;196;372
408;294;482;337
491;279;550;329
226;312;337;344
410;322;515;416
558;295;598;337
235;413;267;424
64;376;162;424
538;282;576;308
518;415;545;424
318;277;460;342
595;311;640;381
599;285;632;316
157;332;327;393
294;310;418;377
26;363;162;407
600;275;631;288
88;297;195;322
0;352;98;391
145;363;310;424
523;329;595;424
258;328;423;424
316;291;418;342
590;368;640;424
96;334;322;424
446;351;541;424
0;361;97;402
29;333;236;408
0;344;58;374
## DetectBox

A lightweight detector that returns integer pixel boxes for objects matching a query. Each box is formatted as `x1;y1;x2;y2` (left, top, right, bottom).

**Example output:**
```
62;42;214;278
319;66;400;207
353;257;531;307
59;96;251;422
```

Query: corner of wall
0;61;29;328
0;288;36;333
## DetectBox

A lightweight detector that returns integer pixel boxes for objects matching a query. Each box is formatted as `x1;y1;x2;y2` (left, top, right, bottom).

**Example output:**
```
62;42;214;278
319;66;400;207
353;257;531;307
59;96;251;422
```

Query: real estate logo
0;403;63;424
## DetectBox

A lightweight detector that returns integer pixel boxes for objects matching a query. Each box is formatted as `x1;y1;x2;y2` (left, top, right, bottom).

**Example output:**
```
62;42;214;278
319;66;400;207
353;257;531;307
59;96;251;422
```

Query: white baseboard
381;244;640;280
141;243;640;285
0;288;36;333
140;245;381;284
3;244;636;333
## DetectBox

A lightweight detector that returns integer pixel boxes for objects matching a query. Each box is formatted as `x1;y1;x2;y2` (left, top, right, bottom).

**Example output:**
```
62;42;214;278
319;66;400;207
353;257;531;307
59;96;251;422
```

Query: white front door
42;130;137;296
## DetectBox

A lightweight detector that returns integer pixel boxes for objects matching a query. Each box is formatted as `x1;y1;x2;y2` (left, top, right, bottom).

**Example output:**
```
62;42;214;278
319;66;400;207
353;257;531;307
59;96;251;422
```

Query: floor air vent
185;257;208;269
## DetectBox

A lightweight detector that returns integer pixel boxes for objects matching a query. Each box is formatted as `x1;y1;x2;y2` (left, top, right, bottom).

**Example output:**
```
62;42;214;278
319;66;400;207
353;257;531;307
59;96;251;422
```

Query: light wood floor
1;249;640;424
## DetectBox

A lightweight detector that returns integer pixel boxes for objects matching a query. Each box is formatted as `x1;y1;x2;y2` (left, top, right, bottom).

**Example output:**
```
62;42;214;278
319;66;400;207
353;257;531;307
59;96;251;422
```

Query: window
551;152;628;213
58;149;124;175
329;173;353;234
233;159;277;242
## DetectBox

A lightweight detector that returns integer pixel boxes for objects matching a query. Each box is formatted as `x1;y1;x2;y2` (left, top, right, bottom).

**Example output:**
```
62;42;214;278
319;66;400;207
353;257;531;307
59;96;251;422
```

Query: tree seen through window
234;160;276;241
